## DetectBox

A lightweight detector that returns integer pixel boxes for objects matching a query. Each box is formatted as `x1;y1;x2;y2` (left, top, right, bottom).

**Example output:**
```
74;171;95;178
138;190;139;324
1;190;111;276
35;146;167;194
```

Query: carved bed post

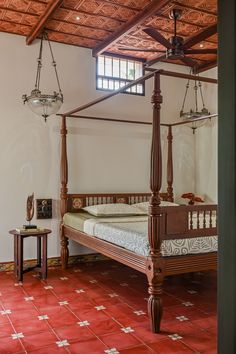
167;125;174;202
147;72;165;333
60;115;69;269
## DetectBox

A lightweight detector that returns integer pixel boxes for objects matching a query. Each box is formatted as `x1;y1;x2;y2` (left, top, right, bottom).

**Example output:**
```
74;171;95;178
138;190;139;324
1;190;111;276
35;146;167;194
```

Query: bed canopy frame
59;69;218;333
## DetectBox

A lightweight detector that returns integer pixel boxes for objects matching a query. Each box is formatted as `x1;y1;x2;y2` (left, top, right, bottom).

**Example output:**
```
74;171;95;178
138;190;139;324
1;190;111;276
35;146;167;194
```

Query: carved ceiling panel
0;0;217;71
176;0;217;13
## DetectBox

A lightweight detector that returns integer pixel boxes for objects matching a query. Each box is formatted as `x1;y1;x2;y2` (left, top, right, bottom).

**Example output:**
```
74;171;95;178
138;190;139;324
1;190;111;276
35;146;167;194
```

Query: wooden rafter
26;0;63;45
92;0;172;57
196;60;217;73
0;6;114;36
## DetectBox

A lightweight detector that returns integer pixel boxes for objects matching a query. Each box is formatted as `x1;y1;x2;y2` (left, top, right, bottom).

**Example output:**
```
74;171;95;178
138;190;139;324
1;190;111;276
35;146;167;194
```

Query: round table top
9;229;52;236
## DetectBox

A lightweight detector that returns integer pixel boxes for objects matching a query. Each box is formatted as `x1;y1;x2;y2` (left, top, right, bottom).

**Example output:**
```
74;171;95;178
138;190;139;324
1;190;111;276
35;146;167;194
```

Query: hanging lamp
22;32;63;122
180;70;211;133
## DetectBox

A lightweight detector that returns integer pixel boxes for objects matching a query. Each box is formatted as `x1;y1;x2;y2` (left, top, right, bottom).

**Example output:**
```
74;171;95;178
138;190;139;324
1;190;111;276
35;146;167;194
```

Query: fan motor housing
167;36;184;59
170;35;184;46
167;47;184;59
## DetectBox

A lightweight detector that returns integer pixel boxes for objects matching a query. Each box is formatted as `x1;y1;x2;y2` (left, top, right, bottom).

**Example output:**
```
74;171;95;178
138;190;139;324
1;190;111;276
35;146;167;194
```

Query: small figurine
26;193;34;223
181;193;204;205
24;193;37;229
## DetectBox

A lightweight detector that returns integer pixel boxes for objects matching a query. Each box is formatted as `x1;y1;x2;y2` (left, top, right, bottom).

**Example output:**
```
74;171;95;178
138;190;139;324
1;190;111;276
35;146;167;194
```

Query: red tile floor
0;261;217;353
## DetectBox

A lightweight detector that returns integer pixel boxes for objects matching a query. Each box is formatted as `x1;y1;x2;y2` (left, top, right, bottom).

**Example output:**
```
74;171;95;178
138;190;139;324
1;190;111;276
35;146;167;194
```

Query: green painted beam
218;0;236;353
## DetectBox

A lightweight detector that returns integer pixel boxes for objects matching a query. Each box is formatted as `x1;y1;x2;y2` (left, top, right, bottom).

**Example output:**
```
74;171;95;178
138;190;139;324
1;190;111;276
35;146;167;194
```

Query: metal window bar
97;55;144;96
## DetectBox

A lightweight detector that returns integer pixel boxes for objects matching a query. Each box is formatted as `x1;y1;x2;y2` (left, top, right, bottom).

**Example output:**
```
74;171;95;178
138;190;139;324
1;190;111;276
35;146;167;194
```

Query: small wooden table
9;229;52;281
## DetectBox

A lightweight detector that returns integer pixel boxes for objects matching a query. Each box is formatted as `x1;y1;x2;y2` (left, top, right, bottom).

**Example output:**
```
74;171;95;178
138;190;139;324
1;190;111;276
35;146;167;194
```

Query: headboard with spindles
66;192;168;213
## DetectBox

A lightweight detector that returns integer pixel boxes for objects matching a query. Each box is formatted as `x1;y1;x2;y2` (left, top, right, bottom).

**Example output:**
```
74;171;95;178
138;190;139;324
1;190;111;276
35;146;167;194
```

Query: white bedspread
84;215;217;257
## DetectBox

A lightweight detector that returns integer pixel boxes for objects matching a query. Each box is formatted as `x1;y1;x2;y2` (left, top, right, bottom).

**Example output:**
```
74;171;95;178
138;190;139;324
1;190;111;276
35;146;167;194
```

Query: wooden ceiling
0;0;217;72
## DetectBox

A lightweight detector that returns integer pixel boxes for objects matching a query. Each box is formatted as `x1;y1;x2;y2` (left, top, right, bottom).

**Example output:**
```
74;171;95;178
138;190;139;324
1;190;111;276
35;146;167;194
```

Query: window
96;54;144;95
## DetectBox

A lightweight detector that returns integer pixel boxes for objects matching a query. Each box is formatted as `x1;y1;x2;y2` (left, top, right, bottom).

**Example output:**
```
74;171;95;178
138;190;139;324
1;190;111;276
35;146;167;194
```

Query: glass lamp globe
23;89;63;122
180;108;211;133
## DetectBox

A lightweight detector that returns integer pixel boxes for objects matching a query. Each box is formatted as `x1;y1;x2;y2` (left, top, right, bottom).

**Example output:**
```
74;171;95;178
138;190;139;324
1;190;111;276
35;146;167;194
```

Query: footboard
159;204;217;240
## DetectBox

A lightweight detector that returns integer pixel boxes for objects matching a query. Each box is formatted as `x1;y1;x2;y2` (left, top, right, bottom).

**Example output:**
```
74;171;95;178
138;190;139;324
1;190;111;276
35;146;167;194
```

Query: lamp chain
35;36;43;90
180;77;190;113
44;32;63;97
198;79;206;109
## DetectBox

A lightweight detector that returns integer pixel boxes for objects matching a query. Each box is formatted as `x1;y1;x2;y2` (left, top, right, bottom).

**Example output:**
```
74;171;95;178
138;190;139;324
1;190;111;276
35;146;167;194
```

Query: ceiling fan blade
185;48;217;55
145;54;167;68
180;56;198;68
183;23;217;50
143;28;172;49
118;47;166;53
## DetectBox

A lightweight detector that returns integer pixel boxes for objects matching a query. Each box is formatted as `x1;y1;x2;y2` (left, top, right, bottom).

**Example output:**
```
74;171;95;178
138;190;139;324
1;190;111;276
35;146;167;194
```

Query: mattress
63;212;217;257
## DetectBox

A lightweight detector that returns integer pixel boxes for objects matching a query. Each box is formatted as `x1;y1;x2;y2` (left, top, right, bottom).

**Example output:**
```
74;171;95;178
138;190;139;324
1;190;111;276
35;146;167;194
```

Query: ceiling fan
118;9;217;68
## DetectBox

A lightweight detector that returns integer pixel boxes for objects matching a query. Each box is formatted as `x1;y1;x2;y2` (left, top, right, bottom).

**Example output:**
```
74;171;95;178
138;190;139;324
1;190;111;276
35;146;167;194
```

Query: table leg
17;236;23;282
42;235;48;279
14;235;18;278
37;236;41;267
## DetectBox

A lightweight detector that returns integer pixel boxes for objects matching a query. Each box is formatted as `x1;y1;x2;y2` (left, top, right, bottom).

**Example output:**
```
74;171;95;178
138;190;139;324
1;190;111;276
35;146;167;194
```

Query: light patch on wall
20;163;33;184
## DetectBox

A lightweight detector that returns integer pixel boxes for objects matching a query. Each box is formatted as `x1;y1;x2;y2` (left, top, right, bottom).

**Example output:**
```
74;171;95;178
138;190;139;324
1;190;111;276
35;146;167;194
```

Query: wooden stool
9;229;52;281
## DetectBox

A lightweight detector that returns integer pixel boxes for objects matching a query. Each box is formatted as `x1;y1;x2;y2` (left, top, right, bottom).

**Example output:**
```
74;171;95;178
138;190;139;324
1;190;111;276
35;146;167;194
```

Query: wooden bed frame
59;69;218;333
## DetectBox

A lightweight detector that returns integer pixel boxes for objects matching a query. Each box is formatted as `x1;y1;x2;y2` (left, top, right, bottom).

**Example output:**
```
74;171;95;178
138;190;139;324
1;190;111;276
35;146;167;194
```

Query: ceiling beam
26;0;63;45
92;0;171;57
195;60;217;74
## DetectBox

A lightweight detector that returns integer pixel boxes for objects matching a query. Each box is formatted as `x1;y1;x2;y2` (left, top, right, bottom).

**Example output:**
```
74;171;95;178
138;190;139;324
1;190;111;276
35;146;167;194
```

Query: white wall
195;67;218;202
0;32;198;262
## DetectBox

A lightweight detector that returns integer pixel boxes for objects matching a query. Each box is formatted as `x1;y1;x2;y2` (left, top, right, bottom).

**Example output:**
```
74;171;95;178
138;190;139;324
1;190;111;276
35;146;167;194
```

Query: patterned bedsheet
83;216;217;257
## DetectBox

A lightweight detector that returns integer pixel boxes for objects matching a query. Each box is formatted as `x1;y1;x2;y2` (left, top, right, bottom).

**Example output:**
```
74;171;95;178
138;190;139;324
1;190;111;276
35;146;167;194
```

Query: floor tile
0;322;15;338
1;299;35;311
89;318;122;336
119;345;155;353
100;331;142;350
192;314;217;330
21;330;58;351
180;330;217;352
9;308;41;321
132;323;168;343
148;338;195;353
69;338;107;353
54;324;94;342
12;316;50;335
0;336;25;354
27;343;69;353
0;312;11;325
78;307;110;322
47;310;78;328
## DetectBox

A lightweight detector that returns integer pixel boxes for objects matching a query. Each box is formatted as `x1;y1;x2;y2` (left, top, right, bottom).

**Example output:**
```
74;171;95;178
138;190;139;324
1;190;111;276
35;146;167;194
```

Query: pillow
83;203;146;217
161;200;179;206
132;200;179;214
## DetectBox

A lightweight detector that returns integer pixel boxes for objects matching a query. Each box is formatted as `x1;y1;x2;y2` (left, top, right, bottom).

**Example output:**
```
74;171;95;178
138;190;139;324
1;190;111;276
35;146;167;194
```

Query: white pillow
132;200;179;214
161;201;179;206
83;203;146;217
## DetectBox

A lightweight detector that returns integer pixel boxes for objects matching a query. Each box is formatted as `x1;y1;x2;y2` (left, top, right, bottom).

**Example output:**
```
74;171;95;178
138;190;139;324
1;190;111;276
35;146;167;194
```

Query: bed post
60;115;69;269
147;72;165;333
167;125;174;202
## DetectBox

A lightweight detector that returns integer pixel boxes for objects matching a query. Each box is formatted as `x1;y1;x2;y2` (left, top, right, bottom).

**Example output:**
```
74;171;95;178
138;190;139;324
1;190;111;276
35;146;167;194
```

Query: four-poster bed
59;69;218;333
